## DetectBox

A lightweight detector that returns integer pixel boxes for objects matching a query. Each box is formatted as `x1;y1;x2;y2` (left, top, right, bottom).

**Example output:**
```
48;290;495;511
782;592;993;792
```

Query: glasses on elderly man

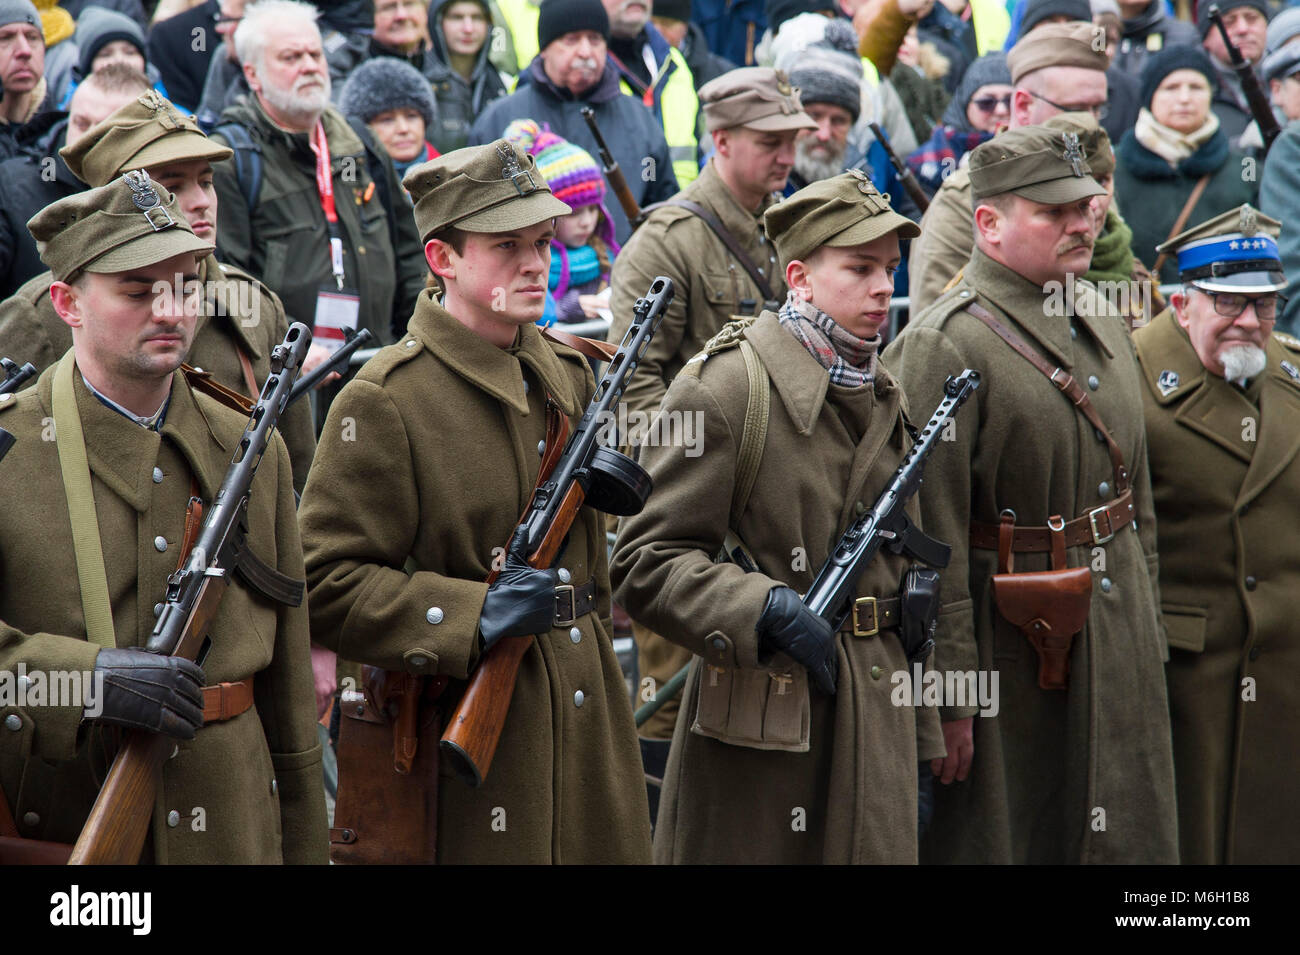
970;95;1012;113
1025;89;1110;122
1192;288;1287;320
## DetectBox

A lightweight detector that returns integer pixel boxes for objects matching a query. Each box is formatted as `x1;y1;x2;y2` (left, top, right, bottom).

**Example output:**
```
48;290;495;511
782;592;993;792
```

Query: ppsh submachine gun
0;358;36;466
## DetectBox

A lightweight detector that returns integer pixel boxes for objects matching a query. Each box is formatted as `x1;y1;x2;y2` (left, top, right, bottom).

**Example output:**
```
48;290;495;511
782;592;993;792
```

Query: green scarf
1085;208;1135;288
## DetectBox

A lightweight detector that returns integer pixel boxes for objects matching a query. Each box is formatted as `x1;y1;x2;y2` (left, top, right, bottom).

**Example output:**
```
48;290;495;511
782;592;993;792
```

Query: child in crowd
504;119;620;324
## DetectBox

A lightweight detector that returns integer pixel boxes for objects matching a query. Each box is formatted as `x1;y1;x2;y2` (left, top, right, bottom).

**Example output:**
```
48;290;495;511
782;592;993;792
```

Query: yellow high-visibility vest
495;0;541;70
618;45;700;186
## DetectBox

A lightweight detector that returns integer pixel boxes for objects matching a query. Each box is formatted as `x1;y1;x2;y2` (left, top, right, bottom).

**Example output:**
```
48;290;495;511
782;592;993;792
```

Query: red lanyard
311;120;346;289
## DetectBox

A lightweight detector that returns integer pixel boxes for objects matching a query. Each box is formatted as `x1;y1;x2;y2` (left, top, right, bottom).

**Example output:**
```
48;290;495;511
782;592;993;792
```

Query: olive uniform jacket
612;312;946;864
883;248;1179;864
608;158;783;740
211;97;427;346
299;292;652;864
1134;309;1300;864
0;365;327;863
0;255;317;493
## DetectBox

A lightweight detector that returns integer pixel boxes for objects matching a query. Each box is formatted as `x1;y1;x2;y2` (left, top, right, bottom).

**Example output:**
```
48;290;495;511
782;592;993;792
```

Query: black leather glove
756;585;838;695
87;647;206;740
478;527;559;653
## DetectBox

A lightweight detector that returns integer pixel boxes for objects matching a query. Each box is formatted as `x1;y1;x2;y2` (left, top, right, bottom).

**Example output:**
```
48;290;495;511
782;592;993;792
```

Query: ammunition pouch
689;650;811;753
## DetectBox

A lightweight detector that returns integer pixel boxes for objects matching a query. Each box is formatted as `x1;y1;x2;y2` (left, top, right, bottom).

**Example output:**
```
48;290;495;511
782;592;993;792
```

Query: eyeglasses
1192;287;1286;320
213;13;242;26
1025;89;1110;122
970;95;1012;113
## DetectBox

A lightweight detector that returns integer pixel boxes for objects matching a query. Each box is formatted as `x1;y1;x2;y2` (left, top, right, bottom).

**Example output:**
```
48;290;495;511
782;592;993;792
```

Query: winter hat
538;0;609;50
1197;0;1270;40
340;56;438;128
0;0;40;32
1139;44;1218;109
787;19;864;123
654;0;691;20
1019;0;1090;39
504;118;605;209
765;0;836;37
1089;0;1119;18
1262;43;1300;83
1266;6;1300;53
74;7;145;80
941;51;1012;130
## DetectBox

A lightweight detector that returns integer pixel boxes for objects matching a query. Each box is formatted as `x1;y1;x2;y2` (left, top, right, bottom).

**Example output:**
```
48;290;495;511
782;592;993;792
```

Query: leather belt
202;677;255;724
837;596;902;637
970;489;1135;552
554;578;596;626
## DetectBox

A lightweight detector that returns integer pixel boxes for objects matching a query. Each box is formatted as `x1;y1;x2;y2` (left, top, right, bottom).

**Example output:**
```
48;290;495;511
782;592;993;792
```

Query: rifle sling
1150;174;1210;278
542;326;619;362
52;353;117;650
645;198;776;302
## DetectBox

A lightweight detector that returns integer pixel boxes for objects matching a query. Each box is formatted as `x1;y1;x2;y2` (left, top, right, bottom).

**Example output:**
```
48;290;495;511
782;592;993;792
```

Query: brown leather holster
330;667;446;865
989;513;1092;690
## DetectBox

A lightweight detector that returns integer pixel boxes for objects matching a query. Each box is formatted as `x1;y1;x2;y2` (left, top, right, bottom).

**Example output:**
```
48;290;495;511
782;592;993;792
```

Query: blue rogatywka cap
1157;204;1287;294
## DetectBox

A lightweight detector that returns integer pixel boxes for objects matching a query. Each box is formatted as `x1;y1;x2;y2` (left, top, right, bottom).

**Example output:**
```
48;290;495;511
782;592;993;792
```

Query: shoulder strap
646;197;776;302
51;353;117;650
182;362;255;414
542;325;619;361
213;122;263;210
730;337;770;531
1151;173;1211;278
965;301;1129;493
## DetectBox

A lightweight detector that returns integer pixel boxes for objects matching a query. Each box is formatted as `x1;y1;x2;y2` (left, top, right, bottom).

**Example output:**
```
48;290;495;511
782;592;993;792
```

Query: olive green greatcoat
608;158;783;740
1134;309;1300;864
0;255;317;493
611;312;946;864
0;366;327;863
883;248;1179;864
298;291;652;864
907;165;975;316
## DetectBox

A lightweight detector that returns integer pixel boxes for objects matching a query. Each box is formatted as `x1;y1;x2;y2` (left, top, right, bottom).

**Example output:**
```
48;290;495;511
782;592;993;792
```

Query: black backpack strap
212;122;263;210
345;114;402;256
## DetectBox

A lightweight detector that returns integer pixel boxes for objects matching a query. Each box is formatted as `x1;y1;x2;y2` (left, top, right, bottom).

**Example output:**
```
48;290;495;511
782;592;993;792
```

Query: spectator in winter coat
340;55;441;179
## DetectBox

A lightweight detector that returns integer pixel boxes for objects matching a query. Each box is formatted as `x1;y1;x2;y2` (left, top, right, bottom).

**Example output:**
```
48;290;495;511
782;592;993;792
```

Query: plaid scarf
777;293;878;388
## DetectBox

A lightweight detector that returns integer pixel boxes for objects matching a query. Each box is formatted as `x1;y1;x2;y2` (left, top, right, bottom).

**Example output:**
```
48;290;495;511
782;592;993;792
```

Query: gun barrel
0;359;37;394
288;328;373;405
869;122;930;214
581;106;643;224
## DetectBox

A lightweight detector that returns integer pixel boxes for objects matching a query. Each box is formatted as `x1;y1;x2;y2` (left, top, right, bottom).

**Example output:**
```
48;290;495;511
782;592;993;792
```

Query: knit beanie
504;118;605;209
33;0;73;46
537;0;609;51
654;0;692;21
0;0;40;32
1089;0;1119;18
1266;6;1300;53
1139;44;1218;109
1018;0;1090;39
941;51;1012;130
340;56;438;127
787;19;864;122
765;0;837;37
1197;0;1270;40
74;7;145;80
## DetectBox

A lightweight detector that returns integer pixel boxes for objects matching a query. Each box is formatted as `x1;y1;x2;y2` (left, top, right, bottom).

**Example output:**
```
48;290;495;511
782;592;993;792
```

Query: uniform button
870;666;882;680
1100;577;1112;593
855;501;866;516
4;714;21;731
959;290;970;298
22;811;38;828
573;690;585;707
154;536;168;552
154;603;163;617
404;340;416;348
1240;503;1250;516
557;568;571;583
569;627;582;644
710;637;725;651
0;393;10;402
537;440;546;455
166;810;180;827
1098;481;1111;498
270;778;278;796
426;607;443;624
409;654;427;667
1069;326;1078;340
152;467;164;484
1245;576;1257;591
1087;375;1100;390
1249;647;1261;661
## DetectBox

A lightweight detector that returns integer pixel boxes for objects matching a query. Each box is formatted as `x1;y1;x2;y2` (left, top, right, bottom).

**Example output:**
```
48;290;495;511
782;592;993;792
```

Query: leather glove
478;526;559;653
756;585;838;695
87;647;206;740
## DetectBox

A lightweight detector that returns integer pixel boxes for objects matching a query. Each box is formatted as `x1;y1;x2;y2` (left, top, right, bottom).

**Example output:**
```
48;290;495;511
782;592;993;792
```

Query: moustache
1058;239;1093;256
572;57;600;72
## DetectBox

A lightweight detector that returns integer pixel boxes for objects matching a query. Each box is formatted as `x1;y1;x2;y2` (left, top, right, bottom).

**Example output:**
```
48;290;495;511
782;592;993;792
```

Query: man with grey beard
1133;204;1300;865
209;0;425;377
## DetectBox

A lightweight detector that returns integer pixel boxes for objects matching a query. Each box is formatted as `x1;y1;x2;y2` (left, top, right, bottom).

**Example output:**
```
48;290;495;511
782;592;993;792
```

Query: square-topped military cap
1157;204;1286;294
969;125;1105;205
1043;111;1114;177
60;90;232;188
28;170;214;282
403;140;572;242
764;170;920;266
698;67;818;133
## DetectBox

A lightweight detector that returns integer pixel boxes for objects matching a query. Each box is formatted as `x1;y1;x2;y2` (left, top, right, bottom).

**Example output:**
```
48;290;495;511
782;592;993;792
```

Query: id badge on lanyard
310;120;359;351
311;120;347;291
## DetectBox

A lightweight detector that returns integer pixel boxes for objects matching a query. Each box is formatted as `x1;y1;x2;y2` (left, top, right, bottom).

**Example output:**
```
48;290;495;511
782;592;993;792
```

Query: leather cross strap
543;326;619;362
1151;173;1211;278
235;344;260;401
835;596;902;637
202;677;255;723
965;301;1135;552
643;197;776;302
182;363;255;415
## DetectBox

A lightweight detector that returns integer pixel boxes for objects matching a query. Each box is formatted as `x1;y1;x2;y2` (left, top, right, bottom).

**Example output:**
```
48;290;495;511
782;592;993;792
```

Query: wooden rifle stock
581;106;642;225
1209;6;1281;153
869;122;930;214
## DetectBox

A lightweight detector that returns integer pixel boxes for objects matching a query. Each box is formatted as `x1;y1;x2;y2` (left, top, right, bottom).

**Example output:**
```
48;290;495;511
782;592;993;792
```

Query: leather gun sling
643;197;776;302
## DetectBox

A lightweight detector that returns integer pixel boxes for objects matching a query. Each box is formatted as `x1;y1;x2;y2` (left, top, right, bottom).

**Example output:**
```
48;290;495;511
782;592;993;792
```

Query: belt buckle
554;584;576;626
852;596;879;637
1088;504;1114;545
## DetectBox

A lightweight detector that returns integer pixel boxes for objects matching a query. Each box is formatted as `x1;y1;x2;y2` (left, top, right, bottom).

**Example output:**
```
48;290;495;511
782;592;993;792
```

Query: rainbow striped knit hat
503;118;605;210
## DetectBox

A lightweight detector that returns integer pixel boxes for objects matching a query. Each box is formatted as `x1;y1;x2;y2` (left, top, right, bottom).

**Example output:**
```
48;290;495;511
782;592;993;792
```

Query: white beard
262;73;332;127
1220;344;1267;384
794;136;846;185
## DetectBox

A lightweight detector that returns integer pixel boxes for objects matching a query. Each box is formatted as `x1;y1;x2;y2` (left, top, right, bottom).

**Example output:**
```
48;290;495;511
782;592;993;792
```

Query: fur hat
339;56;437;128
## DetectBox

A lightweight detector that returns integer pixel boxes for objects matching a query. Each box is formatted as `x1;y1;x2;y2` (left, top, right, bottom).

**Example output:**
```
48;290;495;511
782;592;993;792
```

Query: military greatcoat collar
407;291;583;417
962;247;1114;369
37;362;232;513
